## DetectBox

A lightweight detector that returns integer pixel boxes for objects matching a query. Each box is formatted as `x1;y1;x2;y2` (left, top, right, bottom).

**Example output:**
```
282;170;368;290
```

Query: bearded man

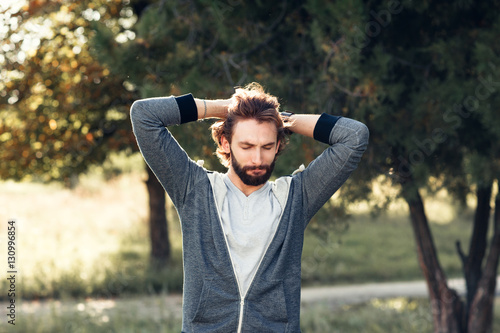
130;82;369;333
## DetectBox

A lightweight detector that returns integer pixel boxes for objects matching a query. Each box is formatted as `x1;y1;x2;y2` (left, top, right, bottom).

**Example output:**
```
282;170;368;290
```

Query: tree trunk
402;178;500;333
145;164;170;266
455;183;493;331
402;181;464;333
467;185;500;333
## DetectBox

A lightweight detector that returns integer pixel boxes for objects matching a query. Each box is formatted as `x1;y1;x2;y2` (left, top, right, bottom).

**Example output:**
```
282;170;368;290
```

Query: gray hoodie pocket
245;279;289;332
190;277;213;323
190;276;239;330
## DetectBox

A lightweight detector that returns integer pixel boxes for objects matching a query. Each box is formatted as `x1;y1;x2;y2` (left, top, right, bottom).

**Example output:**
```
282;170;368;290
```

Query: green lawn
301;210;473;286
7;296;500;332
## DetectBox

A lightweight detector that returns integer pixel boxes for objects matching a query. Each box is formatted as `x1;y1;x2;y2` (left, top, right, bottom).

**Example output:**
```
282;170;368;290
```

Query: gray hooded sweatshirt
130;94;369;333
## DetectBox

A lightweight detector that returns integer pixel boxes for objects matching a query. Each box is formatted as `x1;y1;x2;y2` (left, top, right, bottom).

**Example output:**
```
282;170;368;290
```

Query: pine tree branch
203;32;219;57
390;54;433;77
231;32;280;59
391;55;429;69
261;0;288;32
322;37;345;75
219;54;234;86
331;80;366;97
456;240;467;266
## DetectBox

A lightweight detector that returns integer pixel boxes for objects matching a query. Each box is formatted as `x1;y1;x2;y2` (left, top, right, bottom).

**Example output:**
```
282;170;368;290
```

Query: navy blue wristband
313;113;341;144
175;94;198;124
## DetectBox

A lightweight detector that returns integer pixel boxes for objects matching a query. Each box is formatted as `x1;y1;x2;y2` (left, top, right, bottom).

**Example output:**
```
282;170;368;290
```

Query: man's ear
221;135;231;153
275;140;280;154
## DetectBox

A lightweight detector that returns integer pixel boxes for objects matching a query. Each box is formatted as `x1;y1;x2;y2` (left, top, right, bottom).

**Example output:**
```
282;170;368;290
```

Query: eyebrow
239;141;276;147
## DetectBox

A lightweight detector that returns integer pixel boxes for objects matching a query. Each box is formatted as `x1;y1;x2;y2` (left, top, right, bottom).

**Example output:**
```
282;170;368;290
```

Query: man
130;83;369;333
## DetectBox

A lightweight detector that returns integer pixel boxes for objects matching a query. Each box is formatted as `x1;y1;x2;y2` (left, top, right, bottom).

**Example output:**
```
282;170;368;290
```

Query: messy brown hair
211;82;288;167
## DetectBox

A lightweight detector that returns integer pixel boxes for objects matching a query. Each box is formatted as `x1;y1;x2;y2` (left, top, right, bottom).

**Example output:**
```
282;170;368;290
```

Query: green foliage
0;0;137;185
85;1;366;172
1;0;498;203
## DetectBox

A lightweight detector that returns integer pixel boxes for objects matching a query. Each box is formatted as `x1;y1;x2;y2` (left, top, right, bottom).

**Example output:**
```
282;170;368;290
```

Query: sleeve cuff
174;93;198;124
313;113;341;144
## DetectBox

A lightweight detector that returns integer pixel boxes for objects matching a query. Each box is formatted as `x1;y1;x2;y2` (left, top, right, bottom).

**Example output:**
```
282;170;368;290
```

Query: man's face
222;119;279;187
230;149;276;186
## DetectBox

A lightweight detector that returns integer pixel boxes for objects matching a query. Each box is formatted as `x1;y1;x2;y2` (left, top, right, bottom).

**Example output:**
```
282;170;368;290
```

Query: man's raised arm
285;112;369;225
130;94;230;208
193;98;229;120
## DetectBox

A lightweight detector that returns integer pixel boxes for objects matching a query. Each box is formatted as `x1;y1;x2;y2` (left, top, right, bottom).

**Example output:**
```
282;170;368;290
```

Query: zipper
237;299;245;333
209;176;289;333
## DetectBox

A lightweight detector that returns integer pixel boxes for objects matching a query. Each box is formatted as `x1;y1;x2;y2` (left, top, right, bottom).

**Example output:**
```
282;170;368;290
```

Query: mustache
242;165;271;171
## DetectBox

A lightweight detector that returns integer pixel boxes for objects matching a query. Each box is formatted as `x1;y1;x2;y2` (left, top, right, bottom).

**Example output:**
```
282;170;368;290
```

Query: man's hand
194;98;231;120
282;114;321;139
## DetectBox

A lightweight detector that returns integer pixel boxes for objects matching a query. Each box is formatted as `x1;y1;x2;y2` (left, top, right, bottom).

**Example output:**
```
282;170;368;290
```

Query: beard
231;152;276;187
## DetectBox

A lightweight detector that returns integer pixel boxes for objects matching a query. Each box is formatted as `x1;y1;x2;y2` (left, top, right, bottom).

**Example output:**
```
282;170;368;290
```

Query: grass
7;297;500;332
301;297;500;332
301;210;473;286
0;155;185;300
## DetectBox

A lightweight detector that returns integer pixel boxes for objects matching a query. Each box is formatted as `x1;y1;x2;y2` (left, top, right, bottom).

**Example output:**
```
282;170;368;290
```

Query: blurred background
1;0;499;332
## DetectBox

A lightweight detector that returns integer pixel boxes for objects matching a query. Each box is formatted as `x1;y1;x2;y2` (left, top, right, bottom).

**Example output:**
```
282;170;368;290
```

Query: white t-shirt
221;175;282;297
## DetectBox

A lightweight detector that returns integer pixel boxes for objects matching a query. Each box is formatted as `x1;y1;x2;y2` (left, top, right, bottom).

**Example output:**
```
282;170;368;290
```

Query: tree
0;0;172;263
0;0;178;266
307;1;500;331
0;0;136;185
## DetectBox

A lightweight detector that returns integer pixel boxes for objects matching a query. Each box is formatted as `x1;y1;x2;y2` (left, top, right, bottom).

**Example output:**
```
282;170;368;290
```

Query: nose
252;149;262;165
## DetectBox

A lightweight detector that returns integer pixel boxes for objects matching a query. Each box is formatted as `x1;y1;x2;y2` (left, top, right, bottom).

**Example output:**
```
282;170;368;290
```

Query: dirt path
300;277;480;307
